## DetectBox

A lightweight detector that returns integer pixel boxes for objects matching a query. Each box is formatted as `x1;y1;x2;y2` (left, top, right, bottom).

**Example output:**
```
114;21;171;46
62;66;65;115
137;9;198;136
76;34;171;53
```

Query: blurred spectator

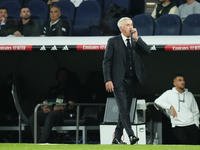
151;0;178;20
0;7;16;36
29;68;78;143
40;6;68;36
13;6;40;36
176;0;200;22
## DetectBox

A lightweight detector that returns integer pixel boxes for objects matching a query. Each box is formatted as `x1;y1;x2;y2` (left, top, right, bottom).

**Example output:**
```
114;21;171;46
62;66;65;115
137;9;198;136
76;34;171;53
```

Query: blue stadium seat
0;0;25;5
181;14;200;35
31;14;45;30
73;1;102;36
27;0;49;20
155;14;182;35
95;0;103;7
133;14;155;36
0;1;21;20
54;1;75;23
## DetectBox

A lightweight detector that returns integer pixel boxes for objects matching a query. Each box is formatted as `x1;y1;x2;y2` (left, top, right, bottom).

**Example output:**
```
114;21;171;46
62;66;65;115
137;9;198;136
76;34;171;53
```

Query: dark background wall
1;51;200;100
1;50;200;144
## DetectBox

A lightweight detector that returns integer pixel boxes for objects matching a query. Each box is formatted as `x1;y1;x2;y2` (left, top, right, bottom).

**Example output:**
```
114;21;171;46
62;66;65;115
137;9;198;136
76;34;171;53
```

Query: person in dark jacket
151;0;178;20
14;6;40;36
40;6;68;36
0;7;16;36
29;68;77;143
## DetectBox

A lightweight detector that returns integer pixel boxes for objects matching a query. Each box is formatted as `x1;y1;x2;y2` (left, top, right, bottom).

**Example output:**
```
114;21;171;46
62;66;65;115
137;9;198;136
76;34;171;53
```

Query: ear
119;26;123;33
173;81;176;87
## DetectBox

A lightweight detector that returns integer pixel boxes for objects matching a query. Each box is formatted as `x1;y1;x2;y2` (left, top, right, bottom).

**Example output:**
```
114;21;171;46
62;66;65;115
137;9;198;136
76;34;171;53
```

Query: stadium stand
26;0;49;20
154;14;182;35
54;1;75;23
73;0;102;36
181;14;200;35
133;14;155;36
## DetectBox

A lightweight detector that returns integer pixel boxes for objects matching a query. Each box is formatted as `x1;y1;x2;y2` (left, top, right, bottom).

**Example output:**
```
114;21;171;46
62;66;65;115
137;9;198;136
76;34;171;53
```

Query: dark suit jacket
102;35;151;89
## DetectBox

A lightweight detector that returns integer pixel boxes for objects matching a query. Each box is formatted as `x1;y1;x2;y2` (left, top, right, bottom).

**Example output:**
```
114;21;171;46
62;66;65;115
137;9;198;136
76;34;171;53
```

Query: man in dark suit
102;17;151;145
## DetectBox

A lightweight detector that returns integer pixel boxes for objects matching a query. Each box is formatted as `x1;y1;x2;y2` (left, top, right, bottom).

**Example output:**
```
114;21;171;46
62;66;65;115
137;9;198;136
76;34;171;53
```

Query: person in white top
155;73;199;144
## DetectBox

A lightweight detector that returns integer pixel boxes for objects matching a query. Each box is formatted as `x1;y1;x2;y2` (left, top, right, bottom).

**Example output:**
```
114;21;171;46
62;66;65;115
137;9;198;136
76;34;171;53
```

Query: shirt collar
121;33;131;45
50;18;60;27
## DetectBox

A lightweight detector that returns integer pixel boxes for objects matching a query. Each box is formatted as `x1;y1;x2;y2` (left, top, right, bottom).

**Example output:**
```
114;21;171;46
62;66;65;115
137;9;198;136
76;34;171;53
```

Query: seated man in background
176;0;200;22
0;7;16;36
151;0;178;20
14;6;40;36
40;6;68;36
155;74;199;145
29;68;78;143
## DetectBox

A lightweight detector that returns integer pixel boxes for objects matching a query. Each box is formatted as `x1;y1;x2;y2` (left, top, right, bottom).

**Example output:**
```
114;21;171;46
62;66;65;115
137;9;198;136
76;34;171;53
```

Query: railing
34;103;105;144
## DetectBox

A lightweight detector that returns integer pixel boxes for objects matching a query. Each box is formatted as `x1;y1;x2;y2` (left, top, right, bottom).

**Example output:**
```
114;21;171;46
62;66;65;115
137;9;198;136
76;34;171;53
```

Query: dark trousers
29;110;65;143
113;77;136;140
172;124;199;145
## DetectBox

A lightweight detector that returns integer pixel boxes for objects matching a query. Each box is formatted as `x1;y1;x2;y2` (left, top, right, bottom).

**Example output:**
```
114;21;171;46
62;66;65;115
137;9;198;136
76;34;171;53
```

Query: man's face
0;9;8;20
20;8;31;19
173;76;185;90
119;19;134;37
50;7;61;21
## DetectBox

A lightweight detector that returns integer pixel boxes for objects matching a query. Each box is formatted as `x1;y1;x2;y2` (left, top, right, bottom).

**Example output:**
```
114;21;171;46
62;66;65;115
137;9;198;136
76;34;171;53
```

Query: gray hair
117;17;132;28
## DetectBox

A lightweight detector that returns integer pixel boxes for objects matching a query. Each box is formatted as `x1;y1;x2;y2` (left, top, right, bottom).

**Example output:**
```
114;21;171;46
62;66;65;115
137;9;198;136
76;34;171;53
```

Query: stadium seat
31;14;45;30
155;14;182;35
0;1;21;20
181;14;200;35
73;1;102;36
95;0;103;7
133;14;155;36
54;1;75;23
27;0;49;20
0;0;25;5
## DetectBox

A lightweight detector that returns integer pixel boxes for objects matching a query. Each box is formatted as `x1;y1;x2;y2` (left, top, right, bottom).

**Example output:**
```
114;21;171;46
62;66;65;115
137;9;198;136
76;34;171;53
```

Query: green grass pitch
0;144;200;150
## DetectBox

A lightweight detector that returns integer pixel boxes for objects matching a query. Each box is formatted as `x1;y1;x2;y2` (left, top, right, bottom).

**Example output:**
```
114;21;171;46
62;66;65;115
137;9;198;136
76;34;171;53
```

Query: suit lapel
118;35;126;64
